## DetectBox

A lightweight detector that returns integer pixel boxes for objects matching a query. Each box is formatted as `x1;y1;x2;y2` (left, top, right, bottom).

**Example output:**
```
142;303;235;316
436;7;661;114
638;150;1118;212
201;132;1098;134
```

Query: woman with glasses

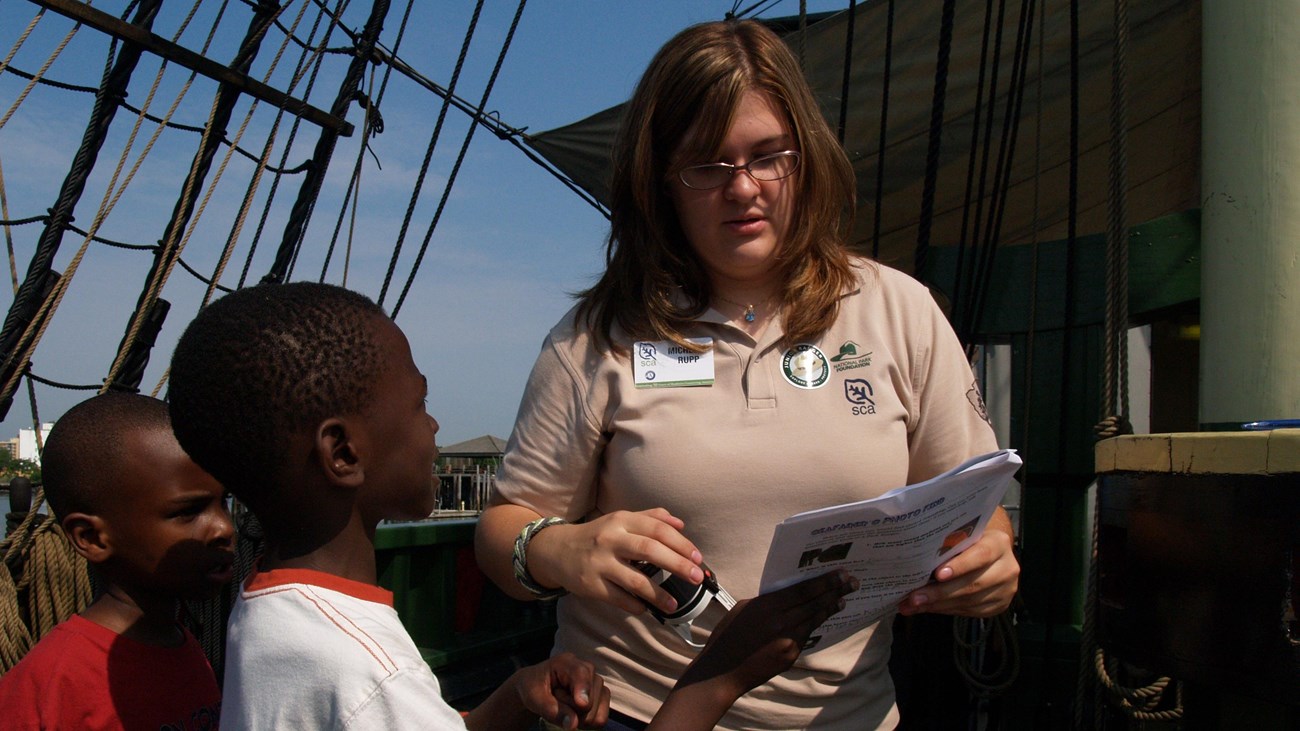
476;19;1019;731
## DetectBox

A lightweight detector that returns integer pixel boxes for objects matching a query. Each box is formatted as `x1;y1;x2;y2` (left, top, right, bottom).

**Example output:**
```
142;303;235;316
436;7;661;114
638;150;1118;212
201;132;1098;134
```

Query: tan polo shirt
495;260;997;730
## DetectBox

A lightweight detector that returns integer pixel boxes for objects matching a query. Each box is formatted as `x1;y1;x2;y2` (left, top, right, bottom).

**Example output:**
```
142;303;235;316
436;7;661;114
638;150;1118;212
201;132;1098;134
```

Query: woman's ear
316;417;363;488
62;513;112;564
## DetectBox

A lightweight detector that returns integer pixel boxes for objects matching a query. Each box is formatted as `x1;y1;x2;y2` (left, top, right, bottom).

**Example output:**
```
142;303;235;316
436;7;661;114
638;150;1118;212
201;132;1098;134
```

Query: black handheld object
634;560;736;648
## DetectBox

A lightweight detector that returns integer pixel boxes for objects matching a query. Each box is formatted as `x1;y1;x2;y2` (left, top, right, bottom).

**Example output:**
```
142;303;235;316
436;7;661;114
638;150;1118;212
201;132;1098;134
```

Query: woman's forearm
475;502;545;601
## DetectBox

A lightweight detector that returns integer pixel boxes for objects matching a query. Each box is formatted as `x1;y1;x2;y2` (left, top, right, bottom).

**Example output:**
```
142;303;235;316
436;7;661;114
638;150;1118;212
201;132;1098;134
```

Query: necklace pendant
744;305;756;323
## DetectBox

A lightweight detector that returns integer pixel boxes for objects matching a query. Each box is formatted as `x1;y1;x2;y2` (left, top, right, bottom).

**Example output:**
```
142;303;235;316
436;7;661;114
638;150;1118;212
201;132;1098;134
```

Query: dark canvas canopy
523;1;1200;290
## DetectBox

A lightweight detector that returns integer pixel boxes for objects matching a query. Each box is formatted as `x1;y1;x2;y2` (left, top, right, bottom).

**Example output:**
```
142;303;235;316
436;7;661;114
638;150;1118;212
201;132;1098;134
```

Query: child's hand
679;569;858;698
512;652;610;730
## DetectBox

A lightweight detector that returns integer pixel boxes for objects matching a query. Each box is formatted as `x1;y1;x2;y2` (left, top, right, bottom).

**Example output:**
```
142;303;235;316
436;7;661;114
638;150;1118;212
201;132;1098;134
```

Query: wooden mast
1200;0;1300;426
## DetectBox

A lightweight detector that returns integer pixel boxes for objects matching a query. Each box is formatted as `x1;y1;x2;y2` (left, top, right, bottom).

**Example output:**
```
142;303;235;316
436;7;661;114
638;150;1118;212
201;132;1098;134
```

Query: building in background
17;423;52;465
433;435;506;514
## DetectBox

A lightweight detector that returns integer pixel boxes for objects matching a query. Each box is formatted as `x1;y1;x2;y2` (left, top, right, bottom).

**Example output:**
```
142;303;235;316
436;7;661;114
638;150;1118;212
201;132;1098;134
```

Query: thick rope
148;5;325;398
390;0;528;316
319;0;418;283
0;557;35;671
870;0;895;260
1101;0;1131;427
151;23;318;397
104;2;291;391
200;0;320;308
1080;1;1174;725
0;490;92;673
835;0;856;144
282;0;364;282
797;0;807;69
237;0;352;289
2;0;218;407
378;0;487;306
3;9;243;648
1094;648;1184;721
0;15;80;132
2;157;18;293
257;0;390;288
951;0;998;336
913;0;957;277
0;8;46;79
22;516;92;638
965;0;1037;343
0;3;162;416
150;1;327;400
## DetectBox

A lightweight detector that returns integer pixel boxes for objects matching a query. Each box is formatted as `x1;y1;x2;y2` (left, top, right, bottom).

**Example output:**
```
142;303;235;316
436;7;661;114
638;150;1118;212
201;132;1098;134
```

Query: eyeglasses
676;150;801;190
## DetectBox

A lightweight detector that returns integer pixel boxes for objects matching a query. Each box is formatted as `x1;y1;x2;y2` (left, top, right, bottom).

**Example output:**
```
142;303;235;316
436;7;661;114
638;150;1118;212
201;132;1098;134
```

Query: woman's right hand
525;508;705;615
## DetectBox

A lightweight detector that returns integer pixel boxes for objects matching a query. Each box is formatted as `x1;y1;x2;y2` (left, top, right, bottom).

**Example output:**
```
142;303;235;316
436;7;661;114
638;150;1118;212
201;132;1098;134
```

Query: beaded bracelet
511;516;569;600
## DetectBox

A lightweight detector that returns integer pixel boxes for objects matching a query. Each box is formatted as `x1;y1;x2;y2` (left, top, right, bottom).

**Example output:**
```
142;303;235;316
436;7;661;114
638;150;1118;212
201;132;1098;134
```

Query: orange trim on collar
243;567;394;607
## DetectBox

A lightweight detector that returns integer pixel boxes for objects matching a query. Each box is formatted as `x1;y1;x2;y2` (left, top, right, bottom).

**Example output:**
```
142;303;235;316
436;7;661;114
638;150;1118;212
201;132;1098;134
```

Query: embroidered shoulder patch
967;379;991;425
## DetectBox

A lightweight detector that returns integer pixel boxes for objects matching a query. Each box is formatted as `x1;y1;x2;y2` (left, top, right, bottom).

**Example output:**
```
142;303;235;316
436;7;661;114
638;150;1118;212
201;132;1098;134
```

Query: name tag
633;338;714;388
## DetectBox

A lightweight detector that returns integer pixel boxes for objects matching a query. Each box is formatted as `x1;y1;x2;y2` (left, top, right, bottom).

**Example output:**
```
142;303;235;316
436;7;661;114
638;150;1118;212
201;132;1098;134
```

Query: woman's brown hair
577;18;860;351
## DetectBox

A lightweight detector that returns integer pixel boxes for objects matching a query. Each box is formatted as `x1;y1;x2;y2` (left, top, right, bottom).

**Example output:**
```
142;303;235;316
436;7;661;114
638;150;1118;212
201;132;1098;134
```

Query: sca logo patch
844;378;876;415
781;344;829;389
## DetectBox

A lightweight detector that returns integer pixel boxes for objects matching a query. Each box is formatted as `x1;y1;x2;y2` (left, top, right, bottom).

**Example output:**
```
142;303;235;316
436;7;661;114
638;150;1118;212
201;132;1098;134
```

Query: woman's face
668;90;796;291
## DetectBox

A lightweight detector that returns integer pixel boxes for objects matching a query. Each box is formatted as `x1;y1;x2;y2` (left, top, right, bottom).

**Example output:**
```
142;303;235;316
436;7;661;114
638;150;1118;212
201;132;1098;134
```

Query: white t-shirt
220;567;468;730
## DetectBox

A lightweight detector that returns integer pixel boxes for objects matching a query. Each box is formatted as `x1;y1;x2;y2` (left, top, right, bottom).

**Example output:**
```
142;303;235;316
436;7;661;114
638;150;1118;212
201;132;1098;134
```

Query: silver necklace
714;293;766;323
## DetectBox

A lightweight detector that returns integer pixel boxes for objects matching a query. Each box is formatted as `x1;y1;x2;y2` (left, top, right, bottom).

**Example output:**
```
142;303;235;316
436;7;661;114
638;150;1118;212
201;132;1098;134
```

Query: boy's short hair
168;283;387;505
41;392;171;520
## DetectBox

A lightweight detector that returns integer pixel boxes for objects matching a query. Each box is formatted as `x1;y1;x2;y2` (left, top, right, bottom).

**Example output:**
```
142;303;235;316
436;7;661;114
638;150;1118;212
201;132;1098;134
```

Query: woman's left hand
897;508;1019;617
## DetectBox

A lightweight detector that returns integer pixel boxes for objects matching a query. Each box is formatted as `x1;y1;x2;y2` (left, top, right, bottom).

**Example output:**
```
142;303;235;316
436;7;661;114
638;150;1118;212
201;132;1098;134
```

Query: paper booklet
757;448;1021;652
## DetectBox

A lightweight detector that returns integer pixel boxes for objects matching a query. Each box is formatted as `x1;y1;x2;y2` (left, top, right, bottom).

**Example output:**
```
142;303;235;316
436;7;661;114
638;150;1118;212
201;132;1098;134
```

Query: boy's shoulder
0;613;215;688
0;614;221;729
223;568;467;728
0;615;111;682
230;567;404;666
0;617;119;726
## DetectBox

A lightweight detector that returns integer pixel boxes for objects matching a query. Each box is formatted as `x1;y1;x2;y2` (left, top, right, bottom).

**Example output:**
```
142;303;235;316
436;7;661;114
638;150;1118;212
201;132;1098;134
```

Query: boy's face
356;316;440;523
101;429;236;601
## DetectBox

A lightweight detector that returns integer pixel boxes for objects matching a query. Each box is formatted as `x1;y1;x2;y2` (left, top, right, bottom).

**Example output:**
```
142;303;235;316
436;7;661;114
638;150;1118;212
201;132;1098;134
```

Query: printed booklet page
757;449;1021;651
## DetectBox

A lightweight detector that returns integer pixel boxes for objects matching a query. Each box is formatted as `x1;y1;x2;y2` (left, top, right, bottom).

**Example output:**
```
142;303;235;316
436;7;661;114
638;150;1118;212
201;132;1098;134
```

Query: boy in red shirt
0;392;234;729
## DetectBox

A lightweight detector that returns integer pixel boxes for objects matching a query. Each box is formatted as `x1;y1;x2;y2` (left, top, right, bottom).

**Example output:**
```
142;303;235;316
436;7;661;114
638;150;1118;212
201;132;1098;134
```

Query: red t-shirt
0;614;221;730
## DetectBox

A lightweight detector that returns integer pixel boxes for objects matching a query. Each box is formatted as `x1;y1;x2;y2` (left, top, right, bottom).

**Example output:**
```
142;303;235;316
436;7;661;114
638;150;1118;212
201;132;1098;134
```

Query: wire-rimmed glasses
676;150;801;190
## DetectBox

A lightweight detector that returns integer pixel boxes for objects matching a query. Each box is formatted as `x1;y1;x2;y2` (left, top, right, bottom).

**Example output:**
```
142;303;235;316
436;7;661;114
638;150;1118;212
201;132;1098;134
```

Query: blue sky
0;1;852;448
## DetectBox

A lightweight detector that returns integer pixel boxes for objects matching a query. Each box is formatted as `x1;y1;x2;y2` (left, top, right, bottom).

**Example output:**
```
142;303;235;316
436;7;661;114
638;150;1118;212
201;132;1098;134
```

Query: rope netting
0;0;485;678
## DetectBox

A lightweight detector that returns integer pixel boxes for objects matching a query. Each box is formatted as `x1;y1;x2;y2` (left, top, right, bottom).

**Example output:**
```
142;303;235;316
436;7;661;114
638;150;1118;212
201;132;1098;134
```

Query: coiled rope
953;612;1020;696
1094;648;1184;721
0;489;93;674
